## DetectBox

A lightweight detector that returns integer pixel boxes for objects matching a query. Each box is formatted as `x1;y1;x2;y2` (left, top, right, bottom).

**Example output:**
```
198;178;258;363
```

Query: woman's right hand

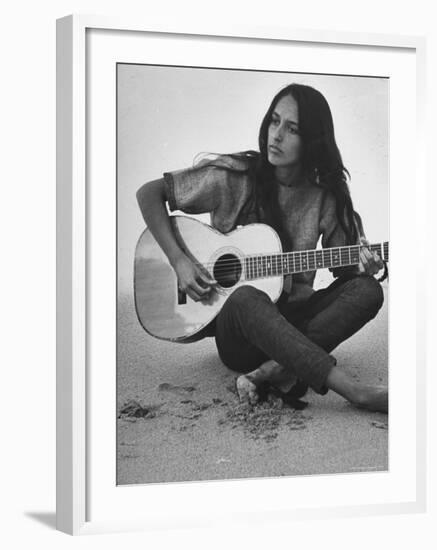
137;179;217;301
172;253;217;302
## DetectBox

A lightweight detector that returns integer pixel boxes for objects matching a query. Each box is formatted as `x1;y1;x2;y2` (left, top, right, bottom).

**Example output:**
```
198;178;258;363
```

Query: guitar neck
244;242;389;281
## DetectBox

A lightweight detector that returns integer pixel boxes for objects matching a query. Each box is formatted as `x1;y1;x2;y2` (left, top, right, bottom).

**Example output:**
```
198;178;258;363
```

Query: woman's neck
274;164;304;187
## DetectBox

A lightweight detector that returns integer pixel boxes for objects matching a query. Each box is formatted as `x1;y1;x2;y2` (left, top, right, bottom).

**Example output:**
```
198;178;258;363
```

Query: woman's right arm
136;179;216;301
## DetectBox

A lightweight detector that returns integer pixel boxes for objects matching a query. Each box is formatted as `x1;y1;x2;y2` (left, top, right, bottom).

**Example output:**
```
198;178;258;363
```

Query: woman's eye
270;117;279;126
287;125;298;134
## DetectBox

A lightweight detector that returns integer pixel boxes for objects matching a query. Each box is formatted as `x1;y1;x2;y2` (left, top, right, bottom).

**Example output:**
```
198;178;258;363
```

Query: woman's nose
273;125;283;142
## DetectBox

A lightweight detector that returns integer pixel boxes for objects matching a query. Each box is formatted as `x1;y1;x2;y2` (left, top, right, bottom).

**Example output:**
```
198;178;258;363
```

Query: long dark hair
194;83;361;244
256;83;360;244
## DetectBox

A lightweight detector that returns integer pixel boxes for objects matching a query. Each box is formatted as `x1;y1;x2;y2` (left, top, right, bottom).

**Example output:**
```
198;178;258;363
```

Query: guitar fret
244;241;388;281
340;247;349;266
308;250;315;271
293;253;297;273
350;246;360;264
286;253;291;273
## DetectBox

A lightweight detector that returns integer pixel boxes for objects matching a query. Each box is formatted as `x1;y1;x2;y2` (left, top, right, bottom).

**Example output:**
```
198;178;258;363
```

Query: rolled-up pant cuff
303;354;336;395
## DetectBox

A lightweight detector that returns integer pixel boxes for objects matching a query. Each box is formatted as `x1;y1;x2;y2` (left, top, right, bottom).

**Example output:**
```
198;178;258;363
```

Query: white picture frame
56;14;427;535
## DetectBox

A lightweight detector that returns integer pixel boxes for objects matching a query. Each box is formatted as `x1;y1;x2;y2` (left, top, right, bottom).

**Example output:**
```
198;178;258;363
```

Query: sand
117;287;388;485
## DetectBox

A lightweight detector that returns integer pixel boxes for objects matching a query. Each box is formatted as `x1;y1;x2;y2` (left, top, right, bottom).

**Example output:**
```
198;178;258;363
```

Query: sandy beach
117;286;388;485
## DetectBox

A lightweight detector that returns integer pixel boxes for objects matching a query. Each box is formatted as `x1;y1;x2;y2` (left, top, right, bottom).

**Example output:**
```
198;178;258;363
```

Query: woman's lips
269;145;282;154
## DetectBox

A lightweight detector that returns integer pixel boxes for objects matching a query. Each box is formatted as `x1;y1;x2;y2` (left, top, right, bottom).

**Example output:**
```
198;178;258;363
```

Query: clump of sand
118;389;311;443
219;394;311;442
118;399;157;419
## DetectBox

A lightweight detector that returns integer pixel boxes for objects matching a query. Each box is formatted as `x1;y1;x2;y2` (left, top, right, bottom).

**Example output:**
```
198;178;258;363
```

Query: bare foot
236;375;259;406
354;386;388;413
326;367;388;414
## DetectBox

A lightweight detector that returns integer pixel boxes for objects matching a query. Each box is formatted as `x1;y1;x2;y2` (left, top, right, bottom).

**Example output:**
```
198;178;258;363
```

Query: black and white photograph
116;64;389;485
3;0;434;544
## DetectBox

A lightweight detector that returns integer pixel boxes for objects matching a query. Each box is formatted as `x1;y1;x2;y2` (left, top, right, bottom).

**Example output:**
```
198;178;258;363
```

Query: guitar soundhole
213;254;242;288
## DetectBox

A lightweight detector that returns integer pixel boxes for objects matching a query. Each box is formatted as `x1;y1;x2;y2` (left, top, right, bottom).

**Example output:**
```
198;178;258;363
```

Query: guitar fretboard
244;242;389;280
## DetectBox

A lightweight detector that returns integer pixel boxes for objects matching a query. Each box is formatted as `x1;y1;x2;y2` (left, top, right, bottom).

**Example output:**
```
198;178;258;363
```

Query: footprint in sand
371;421;388;430
158;382;197;394
118;399;160;419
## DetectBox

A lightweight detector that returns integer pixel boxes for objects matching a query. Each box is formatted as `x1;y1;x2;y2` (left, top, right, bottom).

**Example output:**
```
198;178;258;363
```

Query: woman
136;83;388;413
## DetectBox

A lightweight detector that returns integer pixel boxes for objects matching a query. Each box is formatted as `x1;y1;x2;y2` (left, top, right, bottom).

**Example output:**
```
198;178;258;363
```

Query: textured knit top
163;154;358;303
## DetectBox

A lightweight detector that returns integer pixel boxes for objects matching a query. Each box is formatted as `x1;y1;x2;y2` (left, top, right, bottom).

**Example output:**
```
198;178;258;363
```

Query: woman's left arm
321;192;383;279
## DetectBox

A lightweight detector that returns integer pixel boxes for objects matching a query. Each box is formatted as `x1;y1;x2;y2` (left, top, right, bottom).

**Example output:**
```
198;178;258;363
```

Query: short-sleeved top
163;154;356;304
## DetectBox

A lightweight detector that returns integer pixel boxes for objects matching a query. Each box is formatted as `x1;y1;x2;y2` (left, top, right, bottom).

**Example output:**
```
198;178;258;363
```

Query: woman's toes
354;386;388;413
236;375;259;405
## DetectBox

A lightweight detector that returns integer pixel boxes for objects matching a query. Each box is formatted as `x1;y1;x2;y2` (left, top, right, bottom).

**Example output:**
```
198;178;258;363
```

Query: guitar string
190;257;386;274
187;244;388;273
186;243;387;266
190;259;382;277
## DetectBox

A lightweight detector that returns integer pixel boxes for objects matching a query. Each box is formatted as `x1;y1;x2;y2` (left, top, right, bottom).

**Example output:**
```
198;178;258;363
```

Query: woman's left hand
358;238;384;276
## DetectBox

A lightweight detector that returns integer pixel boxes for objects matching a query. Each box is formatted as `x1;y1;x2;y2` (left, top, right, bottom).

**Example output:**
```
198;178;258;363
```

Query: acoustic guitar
134;215;389;343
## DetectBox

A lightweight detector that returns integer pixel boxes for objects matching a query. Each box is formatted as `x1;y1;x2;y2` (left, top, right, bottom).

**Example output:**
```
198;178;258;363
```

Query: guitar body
134;216;283;342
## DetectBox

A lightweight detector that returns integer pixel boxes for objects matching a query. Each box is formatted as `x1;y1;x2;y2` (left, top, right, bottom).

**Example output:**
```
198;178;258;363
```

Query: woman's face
267;94;302;169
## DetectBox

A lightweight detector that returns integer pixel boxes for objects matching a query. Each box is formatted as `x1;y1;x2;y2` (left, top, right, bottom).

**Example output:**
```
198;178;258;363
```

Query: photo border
56;14;427;535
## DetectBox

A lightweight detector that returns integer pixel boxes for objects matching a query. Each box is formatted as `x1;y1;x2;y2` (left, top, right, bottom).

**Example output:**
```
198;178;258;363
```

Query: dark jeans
214;275;384;394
